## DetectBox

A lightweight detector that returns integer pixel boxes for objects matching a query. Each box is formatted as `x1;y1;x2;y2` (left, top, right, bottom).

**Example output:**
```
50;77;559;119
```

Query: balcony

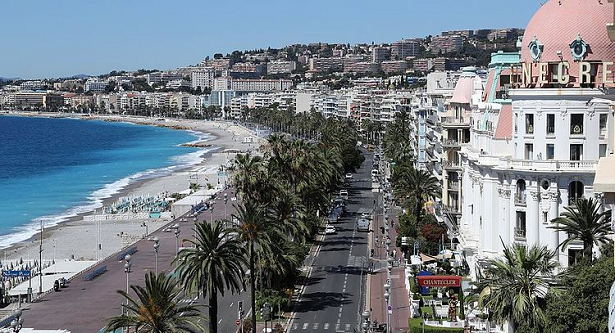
448;180;459;191
500;159;598;172
442;160;461;170
442;139;461;148
442;117;470;128
514;227;526;240
514;193;526;206
443;204;461;215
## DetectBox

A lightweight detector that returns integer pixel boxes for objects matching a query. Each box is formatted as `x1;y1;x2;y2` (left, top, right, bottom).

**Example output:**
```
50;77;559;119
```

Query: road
288;152;373;333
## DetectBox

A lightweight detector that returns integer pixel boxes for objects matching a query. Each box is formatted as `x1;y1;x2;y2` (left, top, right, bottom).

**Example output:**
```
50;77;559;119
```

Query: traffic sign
2;270;30;277
236;319;241;326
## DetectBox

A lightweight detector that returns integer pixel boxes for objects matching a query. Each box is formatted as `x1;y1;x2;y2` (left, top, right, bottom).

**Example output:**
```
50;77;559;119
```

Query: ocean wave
0;140;217;250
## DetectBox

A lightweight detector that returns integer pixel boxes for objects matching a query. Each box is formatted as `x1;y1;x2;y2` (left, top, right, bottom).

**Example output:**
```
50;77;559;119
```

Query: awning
594;154;615;193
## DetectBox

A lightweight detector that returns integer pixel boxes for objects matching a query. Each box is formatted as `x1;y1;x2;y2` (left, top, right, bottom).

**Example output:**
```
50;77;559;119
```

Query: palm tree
549;197;612;261
474;242;560;332
231;153;267;202
233;202;283;333
174;221;247;333
106;272;205;333
393;166;440;224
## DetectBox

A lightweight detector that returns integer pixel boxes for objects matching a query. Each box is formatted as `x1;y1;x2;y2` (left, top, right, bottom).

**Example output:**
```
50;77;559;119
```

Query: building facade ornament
530;190;540;201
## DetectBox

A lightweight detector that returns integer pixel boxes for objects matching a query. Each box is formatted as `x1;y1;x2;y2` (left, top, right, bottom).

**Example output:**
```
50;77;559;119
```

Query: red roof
494;104;513;140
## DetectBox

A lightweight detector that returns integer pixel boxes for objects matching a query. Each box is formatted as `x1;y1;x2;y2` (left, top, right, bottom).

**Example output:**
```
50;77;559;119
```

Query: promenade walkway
20;188;237;333
368;204;410;332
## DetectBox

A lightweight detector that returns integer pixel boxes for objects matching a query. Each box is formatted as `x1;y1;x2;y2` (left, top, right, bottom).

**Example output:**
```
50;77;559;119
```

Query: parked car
340;189;349;199
325;225;337;234
345;173;353;179
356;218;370;231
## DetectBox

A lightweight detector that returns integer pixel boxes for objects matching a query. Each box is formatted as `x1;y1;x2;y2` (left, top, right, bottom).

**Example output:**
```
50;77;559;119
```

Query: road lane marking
313;323;319;329
229;302;234;308
292;323;298;330
324;323;329;330
302;323;308;330
218;319;222;324
345;324;351;331
335;323;340;330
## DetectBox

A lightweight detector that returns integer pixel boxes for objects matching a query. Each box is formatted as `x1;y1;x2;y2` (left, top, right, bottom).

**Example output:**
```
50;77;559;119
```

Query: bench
116;246;138;261
84;265;107;281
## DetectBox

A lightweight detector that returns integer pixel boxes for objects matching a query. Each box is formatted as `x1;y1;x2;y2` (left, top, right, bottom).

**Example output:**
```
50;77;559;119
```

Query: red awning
417;275;461;287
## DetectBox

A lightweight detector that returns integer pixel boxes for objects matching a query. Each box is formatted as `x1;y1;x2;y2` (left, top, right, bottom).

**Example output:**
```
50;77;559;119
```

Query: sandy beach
1;114;262;269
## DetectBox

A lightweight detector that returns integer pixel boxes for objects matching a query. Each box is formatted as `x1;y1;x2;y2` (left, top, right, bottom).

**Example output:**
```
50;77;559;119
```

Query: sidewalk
368;204;410;332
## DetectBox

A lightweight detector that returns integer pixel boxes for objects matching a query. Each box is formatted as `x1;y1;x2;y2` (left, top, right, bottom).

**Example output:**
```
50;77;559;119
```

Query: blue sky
1;0;542;79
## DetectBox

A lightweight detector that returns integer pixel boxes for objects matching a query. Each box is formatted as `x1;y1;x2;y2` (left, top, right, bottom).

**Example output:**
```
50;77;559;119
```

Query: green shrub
409;318;464;333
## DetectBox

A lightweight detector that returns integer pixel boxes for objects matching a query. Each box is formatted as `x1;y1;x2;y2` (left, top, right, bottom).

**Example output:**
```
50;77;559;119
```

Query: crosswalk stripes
290;322;353;331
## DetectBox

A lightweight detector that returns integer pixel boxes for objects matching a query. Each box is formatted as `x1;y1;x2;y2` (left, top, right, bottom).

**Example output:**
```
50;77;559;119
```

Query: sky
0;0;543;79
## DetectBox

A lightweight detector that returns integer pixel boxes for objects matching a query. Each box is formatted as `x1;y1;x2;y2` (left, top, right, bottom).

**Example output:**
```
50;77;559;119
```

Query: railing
443;205;461;214
570;124;583;135
503;159;597;171
514;193;526;206
568;196;584;206
448;180;459;191
442;139;460;148
442;160;461;169
526;125;534;134
84;265;108;281
547;126;555;134
442;117;470;126
514;227;526;240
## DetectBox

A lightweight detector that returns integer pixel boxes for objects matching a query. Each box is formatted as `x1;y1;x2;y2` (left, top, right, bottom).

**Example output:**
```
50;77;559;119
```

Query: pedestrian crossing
291;322;354;332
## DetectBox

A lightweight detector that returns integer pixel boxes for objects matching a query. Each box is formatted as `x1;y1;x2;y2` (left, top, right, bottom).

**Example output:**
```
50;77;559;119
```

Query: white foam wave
0;137;217;249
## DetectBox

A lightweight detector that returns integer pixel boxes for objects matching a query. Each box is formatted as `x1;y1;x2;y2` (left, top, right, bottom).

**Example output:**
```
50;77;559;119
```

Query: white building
457;0;615;273
191;68;215;90
266;61;297;75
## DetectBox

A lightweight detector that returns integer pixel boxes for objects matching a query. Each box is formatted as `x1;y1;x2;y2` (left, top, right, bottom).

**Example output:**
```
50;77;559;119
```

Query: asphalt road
288;152;373;333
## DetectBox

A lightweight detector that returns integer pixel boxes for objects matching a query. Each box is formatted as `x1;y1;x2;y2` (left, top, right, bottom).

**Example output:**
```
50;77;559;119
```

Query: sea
0;116;209;248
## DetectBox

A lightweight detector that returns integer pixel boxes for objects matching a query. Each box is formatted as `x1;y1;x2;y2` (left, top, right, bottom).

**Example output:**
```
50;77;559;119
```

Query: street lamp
124;254;132;309
209;201;215;223
10;309;23;332
223;193;228;220
362;310;371;333
384;281;391;333
153;237;160;274
141;222;148;238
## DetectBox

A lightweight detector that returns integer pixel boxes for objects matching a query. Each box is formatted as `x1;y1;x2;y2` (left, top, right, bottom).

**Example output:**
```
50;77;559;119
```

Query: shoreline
0;112;261;265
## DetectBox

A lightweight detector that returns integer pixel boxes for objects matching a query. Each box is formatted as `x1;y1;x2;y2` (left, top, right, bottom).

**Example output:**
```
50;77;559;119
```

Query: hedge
409;318;464;333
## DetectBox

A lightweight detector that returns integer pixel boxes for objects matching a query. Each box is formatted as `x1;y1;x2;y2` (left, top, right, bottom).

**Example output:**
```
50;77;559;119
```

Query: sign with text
417;275;461;288
2;270;31;278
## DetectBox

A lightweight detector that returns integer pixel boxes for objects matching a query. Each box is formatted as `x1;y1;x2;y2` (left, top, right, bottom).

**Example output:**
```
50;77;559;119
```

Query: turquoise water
0;116;207;248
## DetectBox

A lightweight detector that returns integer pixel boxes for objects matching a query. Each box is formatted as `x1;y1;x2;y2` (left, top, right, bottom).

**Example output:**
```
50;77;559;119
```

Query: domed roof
520;0;615;64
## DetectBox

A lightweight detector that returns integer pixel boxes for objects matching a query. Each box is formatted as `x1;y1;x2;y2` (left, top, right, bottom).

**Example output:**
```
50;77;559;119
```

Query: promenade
369;202;410;332
20;187;238;333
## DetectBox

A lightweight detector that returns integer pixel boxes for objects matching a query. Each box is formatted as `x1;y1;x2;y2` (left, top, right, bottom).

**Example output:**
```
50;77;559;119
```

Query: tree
232;202;282;333
392;165;440;225
549;197;612;262
542;247;615;333
174;221;247;333
106;272;205;333
474;242;560;332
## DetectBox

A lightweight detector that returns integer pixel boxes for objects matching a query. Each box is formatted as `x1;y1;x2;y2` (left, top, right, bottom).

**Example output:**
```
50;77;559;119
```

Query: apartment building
213;77;292;92
191;68;215;90
344;62;379;74
391;39;421;60
381;60;408;74
20;80;44;91
84;79;108;93
146;72;183;86
371;46;391;63
430;35;464;54
308;57;344;72
266;61;297;75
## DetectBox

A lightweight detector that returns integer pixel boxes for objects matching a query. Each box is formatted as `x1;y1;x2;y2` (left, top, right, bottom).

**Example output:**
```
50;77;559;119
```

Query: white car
340;189;349;198
325;225;337;234
345;173;353;179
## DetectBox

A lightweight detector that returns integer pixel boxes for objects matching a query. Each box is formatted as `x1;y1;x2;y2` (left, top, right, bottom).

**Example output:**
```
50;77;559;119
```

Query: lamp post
124;254;132;333
153;237;159;274
10;309;23;333
209;201;215;223
193;216;198;245
223;193;228;221
384;281;391;333
141;222;148;238
362;310;371;333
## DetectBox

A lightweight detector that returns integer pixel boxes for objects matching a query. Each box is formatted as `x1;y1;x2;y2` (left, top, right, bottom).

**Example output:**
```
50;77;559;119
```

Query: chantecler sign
417;275;462;288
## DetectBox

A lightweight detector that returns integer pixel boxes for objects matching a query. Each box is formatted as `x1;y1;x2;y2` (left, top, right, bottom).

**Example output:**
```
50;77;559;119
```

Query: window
570;114;583;135
514;114;518;134
515;212;526;239
526;114;534;134
543;212;549;223
570;144;583;161
525;143;534;160
568;249;584;266
599;144;607;158
546;114;555;134
568;181;584;205
600;114;607;135
515;180;526;205
546;144;555;160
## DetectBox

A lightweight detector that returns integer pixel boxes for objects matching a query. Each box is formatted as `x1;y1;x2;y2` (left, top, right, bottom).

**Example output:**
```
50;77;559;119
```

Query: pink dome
520;0;615;64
